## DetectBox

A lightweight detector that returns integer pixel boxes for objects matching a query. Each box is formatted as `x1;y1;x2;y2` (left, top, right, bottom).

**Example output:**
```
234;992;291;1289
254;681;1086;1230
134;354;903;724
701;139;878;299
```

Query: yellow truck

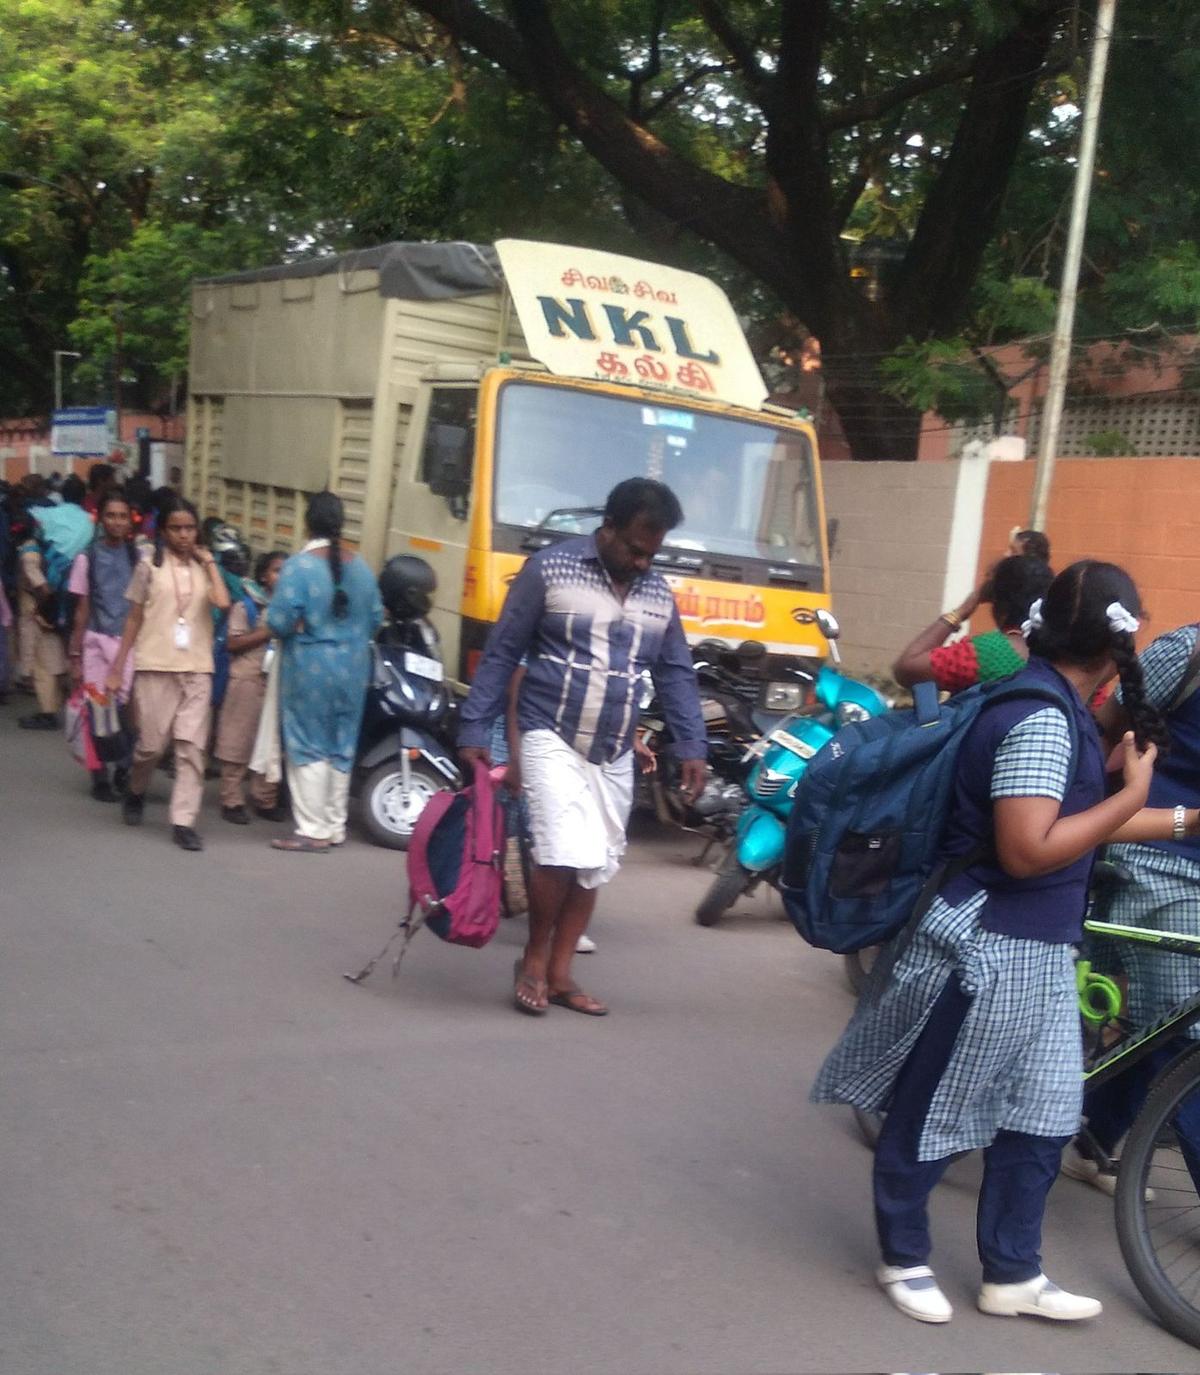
186;238;834;699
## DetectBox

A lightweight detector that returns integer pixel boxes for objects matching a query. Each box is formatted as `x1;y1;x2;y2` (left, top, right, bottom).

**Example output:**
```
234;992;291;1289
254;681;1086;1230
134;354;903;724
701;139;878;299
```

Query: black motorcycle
635;641;766;844
355;556;460;849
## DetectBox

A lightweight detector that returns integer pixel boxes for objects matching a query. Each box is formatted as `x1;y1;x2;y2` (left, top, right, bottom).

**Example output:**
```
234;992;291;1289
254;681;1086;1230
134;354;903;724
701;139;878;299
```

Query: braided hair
1027;559;1169;752
306;491;349;618
153;493;199;568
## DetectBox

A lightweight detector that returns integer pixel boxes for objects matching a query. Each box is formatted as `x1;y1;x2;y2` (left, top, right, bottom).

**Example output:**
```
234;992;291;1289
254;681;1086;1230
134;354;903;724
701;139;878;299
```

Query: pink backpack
344;760;504;984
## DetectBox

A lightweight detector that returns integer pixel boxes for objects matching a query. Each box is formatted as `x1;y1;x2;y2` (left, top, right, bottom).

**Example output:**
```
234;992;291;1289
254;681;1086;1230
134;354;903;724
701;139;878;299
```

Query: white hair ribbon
1021;597;1045;639
1107;601;1140;636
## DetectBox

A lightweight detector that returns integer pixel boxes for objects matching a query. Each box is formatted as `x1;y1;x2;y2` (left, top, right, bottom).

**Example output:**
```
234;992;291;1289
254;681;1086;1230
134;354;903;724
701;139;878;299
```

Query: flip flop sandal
513;959;548;1016
270;834;331;853
547;989;609;1016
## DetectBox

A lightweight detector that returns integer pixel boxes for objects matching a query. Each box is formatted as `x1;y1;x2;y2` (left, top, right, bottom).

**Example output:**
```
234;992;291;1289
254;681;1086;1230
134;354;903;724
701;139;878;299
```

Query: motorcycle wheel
360;759;449;850
695;849;749;927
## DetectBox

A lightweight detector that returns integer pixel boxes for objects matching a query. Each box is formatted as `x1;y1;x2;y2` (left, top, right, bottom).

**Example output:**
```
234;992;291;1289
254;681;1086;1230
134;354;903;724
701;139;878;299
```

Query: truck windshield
493;382;821;568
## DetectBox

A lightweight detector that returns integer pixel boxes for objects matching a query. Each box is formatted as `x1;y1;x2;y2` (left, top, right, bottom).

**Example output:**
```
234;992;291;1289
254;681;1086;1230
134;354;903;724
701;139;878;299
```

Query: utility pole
53;350;81;411
1029;0;1118;531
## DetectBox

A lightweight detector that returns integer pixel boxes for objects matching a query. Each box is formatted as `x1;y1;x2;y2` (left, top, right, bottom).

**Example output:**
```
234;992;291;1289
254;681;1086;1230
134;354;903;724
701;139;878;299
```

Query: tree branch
399;0;536;85
406;0;792;296
822;53;978;131
690;0;770;104
642;62;735;121
626;0;668;119
892;0;1064;338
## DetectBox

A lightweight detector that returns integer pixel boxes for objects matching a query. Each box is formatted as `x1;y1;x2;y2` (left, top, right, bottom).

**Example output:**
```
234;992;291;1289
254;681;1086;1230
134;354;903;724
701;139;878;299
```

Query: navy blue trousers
874;973;1070;1284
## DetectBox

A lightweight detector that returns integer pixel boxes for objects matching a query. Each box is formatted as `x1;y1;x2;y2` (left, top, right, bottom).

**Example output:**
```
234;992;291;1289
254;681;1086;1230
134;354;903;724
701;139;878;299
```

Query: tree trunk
822;365;922;462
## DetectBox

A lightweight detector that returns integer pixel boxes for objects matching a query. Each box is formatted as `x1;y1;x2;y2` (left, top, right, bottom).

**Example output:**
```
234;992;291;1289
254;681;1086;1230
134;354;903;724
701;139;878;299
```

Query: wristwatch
1174;804;1188;841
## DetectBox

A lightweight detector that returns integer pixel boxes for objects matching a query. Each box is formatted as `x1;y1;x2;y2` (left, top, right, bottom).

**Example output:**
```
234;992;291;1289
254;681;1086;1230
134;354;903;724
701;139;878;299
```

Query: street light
53;350;81;411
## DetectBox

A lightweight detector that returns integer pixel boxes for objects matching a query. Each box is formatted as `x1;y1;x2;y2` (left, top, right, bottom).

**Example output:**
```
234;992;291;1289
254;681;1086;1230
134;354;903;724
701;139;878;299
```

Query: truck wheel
695;850;749;927
360;760;449;850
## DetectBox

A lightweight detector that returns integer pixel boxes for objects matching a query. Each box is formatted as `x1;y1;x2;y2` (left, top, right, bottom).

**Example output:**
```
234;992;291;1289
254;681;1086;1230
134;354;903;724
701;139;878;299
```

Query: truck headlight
764;681;804;711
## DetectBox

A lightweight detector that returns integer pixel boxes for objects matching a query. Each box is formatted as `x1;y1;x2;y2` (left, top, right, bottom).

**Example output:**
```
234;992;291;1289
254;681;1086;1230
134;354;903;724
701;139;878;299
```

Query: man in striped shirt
459;478;707;1017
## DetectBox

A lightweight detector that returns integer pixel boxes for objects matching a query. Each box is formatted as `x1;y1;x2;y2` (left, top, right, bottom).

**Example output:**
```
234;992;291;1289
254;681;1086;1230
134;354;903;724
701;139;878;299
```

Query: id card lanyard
170;556;193;651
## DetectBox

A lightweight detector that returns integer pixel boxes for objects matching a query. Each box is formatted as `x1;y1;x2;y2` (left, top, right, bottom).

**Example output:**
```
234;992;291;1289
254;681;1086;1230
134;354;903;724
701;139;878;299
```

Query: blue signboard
51;407;118;457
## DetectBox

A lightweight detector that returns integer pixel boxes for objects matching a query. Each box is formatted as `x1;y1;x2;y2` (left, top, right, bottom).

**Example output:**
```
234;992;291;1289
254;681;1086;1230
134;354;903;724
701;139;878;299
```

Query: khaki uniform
17;547;66;714
125;556;215;826
214;600;278;811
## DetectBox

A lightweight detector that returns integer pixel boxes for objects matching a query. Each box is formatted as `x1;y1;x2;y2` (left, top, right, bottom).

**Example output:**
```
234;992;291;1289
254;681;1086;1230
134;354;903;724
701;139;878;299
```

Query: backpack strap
467;758;498;864
1169;625;1200;714
912;678;941;726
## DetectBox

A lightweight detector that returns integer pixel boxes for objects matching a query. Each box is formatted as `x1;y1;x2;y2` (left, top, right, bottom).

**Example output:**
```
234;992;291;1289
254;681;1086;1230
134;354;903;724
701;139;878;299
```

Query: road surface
1;699;1197;1373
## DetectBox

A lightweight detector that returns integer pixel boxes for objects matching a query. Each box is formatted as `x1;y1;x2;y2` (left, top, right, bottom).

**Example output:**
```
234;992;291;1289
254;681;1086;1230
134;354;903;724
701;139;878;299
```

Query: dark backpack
779;676;1079;954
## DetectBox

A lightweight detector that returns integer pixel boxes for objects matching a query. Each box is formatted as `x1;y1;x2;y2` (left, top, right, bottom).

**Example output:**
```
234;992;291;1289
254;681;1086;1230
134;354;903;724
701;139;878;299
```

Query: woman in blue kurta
267;492;382;852
814;561;1193;1326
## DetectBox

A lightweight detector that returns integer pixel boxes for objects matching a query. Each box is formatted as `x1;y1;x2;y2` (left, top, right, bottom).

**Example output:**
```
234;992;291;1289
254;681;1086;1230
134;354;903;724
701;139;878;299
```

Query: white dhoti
520;729;633;889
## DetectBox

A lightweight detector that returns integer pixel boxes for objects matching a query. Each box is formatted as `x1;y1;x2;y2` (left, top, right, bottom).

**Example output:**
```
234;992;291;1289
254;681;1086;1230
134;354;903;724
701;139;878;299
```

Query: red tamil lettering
596;351;629;378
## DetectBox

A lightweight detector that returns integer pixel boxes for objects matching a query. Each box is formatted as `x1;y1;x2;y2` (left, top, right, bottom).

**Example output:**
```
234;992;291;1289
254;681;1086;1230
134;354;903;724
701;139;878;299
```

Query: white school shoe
575;934;597;954
876;1264;953;1323
977;1273;1102;1321
1061;1142;1154;1200
1060;1142;1117;1195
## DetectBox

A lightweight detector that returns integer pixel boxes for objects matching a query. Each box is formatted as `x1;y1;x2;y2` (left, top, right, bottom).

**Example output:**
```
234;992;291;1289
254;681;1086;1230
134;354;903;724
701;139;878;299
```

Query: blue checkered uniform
1104;625;1200;1037
813;709;1085;1161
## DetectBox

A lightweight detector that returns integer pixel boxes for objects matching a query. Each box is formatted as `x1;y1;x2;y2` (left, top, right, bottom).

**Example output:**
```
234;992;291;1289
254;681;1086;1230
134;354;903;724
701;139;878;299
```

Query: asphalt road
2;697;1198;1374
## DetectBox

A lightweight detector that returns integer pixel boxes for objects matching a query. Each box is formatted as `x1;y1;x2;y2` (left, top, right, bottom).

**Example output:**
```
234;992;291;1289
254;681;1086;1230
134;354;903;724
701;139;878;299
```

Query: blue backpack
212;593;259;707
29;504;94;634
779;675;1079;954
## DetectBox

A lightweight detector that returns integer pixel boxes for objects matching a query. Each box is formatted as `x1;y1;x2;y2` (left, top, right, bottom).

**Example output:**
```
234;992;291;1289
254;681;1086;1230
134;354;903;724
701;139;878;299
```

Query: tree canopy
2;0;1198;458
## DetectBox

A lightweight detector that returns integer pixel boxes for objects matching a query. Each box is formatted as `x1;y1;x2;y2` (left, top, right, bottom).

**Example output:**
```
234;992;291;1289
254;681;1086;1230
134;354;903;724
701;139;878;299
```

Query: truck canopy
194;241;501;301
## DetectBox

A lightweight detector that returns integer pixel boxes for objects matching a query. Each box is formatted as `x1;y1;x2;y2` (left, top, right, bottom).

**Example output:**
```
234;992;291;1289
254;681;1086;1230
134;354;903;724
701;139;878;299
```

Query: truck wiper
520;506;605;550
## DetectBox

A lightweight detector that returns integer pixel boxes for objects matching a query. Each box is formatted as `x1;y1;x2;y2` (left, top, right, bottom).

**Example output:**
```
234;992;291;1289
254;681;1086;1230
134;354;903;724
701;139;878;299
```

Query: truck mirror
426;423;472;509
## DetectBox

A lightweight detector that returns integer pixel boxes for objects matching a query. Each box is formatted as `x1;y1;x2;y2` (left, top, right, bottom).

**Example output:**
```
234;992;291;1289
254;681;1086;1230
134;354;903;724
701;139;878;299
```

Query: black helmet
208;522;249;576
379;554;437;621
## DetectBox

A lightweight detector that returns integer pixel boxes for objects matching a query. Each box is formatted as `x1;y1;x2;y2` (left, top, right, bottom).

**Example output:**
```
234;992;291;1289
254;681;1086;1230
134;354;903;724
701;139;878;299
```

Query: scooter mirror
815;609;841;641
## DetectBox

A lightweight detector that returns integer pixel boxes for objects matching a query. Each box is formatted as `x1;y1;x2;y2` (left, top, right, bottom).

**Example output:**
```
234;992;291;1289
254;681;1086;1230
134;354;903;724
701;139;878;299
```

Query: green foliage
70;222;272;388
1087;428;1135;457
880;338;1000;424
1102;243;1200;332
2;0;1199;449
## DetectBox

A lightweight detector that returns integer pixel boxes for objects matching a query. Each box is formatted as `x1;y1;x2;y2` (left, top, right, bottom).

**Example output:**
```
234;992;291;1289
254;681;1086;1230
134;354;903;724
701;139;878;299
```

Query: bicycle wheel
1116;1043;1200;1348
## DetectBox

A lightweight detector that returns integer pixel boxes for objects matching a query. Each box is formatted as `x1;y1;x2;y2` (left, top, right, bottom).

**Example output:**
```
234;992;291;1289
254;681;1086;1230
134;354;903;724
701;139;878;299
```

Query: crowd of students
1;467;381;853
7;469;1200;1327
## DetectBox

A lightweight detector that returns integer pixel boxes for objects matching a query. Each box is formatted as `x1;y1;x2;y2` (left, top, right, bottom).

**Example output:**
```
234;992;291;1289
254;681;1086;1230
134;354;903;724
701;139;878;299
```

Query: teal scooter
694;612;889;926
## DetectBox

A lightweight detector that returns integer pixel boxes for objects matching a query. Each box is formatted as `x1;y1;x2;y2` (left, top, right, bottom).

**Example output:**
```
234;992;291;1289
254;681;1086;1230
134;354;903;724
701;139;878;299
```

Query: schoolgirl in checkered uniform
1065;623;1200;1192
814;560;1190;1326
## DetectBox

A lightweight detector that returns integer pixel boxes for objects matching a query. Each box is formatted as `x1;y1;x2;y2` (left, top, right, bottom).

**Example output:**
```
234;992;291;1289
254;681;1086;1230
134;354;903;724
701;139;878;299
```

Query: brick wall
823;462;963;674
979;457;1200;639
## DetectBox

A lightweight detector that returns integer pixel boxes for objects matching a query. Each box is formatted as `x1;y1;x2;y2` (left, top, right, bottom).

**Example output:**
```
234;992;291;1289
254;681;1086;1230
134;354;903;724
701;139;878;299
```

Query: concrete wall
823;458;989;675
979;457;1200;641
